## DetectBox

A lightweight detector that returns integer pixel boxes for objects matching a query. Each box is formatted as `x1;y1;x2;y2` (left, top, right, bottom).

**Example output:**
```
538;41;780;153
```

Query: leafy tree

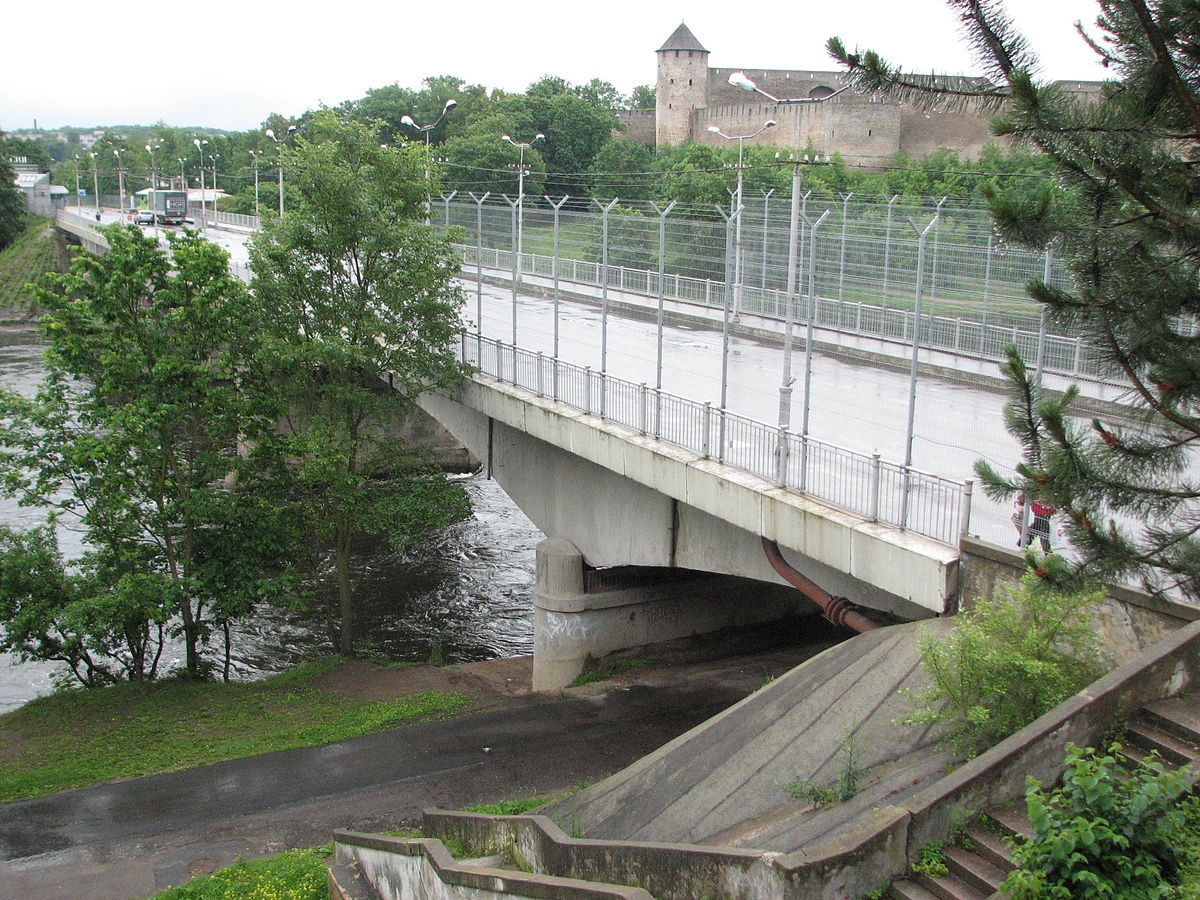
0;226;297;681
832;1;1200;602
588;138;658;201
248;110;470;654
574;78;626;110
0;157;27;251
629;84;656;109
899;575;1105;758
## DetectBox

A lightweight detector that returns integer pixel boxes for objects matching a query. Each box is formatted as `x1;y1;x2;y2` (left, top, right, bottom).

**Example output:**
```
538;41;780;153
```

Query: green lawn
0;217;72;316
0;660;469;802
151;845;330;900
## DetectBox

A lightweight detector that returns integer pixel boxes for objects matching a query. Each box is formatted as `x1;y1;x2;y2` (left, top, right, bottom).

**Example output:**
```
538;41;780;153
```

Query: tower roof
657;22;708;54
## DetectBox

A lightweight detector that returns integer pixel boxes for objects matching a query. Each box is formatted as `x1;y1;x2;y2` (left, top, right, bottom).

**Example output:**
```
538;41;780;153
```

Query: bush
1003;744;1192;899
899;574;1105;758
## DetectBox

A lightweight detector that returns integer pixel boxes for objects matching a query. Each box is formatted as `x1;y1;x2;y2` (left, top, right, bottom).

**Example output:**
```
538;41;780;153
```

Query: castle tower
656;22;709;145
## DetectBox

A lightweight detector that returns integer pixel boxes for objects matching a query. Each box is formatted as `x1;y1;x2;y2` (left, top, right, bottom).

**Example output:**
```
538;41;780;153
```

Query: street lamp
211;152;220;222
112;148;127;219
402;100;458;225
265;125;297;217
727;71;850;103
501;132;544;343
707;120;776;318
248;149;262;217
192;138;209;230
89;152;99;216
145;142;161;236
399;99;457;145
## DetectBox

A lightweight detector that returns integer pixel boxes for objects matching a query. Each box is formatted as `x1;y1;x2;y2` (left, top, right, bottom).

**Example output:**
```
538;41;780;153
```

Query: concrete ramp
542;618;952;849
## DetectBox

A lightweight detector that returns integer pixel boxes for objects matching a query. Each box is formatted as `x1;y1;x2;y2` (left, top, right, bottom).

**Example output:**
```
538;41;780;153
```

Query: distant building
617;23;1103;167
13;170;54;216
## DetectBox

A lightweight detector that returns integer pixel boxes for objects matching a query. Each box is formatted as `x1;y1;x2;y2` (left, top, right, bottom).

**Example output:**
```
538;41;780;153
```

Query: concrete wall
532;537;812;689
342;620;1200;900
959;536;1198;659
417;378;958;618
333;831;654;900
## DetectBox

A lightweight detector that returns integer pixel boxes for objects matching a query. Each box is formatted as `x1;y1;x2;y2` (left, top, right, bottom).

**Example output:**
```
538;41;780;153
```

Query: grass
0;659;470;802
567;657;656;688
0;217;72;317
149;845;330;900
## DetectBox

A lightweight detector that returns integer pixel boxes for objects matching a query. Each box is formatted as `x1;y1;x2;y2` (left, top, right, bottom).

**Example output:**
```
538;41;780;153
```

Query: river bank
0;618;840;900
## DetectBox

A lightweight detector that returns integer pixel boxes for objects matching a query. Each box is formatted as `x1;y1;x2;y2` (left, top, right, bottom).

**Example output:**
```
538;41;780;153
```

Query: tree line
0;113;468;685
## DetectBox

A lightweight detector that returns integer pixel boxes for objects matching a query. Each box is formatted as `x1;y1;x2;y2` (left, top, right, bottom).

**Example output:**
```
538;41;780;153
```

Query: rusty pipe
761;537;879;633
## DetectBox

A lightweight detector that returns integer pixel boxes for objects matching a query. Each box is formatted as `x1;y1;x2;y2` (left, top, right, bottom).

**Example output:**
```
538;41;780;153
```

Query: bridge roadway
63;207;1029;550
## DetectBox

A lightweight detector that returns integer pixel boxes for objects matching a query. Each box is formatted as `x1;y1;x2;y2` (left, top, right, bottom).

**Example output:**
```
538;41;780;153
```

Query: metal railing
456;332;972;547
453;241;1107;384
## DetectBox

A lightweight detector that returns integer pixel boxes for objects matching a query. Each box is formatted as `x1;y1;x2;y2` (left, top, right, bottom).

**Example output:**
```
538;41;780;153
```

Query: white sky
3;0;1111;133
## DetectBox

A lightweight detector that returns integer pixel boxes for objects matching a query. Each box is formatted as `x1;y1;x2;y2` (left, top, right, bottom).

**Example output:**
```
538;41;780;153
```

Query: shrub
899;574;1105;758
1003;744;1192;899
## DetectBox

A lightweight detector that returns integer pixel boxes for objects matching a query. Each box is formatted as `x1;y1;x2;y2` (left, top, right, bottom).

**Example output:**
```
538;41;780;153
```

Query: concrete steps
887;695;1200;900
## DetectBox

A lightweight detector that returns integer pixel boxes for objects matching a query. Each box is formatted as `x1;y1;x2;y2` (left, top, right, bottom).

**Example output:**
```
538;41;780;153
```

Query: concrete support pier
533;537;812;690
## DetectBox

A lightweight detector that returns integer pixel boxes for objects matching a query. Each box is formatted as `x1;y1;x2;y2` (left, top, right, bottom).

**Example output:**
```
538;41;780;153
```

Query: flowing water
0;332;541;713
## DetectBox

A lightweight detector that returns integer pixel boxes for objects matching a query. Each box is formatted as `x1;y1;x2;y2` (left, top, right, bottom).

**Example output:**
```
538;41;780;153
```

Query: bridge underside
419;377;959;687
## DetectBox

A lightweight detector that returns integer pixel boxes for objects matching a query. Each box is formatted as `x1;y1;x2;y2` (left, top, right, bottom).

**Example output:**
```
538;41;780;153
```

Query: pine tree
829;1;1200;600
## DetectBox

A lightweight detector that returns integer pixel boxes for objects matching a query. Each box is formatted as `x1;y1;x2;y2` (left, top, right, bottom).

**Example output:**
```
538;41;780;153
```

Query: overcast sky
3;0;1111;133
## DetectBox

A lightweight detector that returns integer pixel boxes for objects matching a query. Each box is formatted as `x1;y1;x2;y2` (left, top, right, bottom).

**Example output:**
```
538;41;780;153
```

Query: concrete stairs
887;695;1200;900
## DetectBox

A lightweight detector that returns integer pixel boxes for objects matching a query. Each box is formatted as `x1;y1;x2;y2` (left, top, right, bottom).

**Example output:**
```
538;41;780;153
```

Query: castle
615;23;1103;167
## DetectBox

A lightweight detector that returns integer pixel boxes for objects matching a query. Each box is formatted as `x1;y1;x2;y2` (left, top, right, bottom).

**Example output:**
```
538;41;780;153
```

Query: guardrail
457;332;972;546
454;242;1107;384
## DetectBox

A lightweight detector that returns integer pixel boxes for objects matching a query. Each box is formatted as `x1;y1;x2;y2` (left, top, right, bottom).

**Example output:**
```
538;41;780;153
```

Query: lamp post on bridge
192;138;209;231
248;149;262;217
401;99;457;226
145;142;161;237
89;152;99;217
500;132;543;346
707;120;776;321
112;148;126;219
265;125;297;217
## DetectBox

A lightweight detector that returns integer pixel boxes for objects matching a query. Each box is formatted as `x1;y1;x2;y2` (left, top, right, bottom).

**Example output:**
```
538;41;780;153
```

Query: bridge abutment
533;537;811;690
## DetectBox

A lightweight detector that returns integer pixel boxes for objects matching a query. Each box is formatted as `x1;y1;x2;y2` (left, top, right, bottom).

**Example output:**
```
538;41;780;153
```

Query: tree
629;84;657;109
0;226;297;682
0;157;27;251
248;110;470;655
832;1;1200;602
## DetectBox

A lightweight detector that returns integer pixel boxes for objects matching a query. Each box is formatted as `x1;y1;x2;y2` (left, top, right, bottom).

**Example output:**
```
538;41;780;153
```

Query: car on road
132;210;155;225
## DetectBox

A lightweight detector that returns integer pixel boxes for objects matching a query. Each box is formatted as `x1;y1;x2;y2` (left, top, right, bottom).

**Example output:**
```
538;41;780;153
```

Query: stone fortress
616;22;1103;167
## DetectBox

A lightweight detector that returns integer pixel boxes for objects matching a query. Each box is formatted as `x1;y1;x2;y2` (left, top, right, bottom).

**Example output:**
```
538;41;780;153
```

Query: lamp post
248;149;262;217
501;132;544;343
112;148;127;219
727;71;850;104
265;125;296;217
402;99;457;225
72;154;82;213
210;152;220;223
707;120;776;319
178;157;186;194
192;138;209;230
89;152;99;216
145;142;161;236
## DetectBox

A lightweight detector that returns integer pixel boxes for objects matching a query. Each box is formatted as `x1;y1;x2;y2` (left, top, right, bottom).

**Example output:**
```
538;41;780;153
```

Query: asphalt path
0;651;799;900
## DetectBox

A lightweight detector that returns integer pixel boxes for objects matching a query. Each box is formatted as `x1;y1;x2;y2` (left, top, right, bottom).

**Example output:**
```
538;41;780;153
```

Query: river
0;332;541;713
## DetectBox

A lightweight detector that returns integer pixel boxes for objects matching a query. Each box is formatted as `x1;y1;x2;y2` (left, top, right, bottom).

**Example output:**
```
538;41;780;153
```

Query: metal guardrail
454;242;1108;384
457;332;972;547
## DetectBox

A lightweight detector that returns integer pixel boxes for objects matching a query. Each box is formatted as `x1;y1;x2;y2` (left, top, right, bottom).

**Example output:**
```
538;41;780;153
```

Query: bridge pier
533;537;811;691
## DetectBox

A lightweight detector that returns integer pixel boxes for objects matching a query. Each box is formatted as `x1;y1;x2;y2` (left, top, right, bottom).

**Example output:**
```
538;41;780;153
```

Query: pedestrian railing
457;332;972;547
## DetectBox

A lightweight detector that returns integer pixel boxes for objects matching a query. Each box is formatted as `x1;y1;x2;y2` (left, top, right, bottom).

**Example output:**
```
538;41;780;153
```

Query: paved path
0;641;821;900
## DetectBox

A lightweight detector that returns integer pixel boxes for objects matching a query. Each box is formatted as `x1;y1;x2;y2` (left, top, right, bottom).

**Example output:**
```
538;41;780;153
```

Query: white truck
147;190;188;226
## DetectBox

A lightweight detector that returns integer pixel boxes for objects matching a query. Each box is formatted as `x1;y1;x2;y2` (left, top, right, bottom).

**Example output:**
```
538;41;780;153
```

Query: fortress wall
694;98;905;168
615;109;656;144
707;67;850;106
898;106;1006;160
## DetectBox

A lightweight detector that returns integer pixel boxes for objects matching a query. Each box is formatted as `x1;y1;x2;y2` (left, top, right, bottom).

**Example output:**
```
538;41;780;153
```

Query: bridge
54;197;1118;688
